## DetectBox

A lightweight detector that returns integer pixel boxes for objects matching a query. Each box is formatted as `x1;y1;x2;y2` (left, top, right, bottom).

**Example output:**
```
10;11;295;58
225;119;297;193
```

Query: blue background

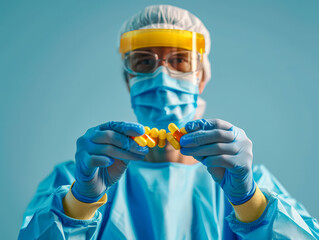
1;0;318;238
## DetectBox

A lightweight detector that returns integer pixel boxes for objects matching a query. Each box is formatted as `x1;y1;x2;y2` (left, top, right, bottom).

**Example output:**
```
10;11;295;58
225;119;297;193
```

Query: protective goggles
119;29;205;76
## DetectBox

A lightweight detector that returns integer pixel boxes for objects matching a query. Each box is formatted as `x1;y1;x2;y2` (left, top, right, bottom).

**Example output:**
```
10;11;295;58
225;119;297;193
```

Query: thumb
99;121;145;137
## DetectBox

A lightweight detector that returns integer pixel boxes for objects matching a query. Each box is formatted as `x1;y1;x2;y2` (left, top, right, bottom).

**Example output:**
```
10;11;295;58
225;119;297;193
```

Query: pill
150;128;159;145
131;136;147;147
158;129;167;148
144;126;151;135
144;126;156;148
180;127;188;135
167;132;181;150
168;123;184;142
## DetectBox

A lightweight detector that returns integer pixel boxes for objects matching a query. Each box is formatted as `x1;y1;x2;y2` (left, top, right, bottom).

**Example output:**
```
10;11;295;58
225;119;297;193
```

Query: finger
180;129;235;147
87;154;115;168
76;151;114;179
201;155;236;169
88;142;146;161
185;119;233;133
98;121;145;137
180;142;239;157
206;167;225;184
91;130;149;154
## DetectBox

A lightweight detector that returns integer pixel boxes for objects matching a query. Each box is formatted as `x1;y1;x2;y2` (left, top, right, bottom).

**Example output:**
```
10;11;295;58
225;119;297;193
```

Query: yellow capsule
150;128;159;145
168;123;184;142
158;129;167;148
145;135;156;148
167;132;181;150
180;127;188;135
131;136;147;147
144;126;151;134
144;126;156;148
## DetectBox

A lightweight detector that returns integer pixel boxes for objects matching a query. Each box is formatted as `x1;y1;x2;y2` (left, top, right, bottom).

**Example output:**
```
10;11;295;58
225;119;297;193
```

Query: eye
168;52;192;65
171;57;186;64
131;55;156;73
168;54;192;72
135;58;153;66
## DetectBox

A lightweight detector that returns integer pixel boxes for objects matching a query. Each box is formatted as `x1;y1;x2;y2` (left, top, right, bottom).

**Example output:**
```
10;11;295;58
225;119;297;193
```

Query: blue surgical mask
129;67;199;130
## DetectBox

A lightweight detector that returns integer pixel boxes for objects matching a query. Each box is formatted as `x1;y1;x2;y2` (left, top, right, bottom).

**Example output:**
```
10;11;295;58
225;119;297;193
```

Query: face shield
119;29;205;85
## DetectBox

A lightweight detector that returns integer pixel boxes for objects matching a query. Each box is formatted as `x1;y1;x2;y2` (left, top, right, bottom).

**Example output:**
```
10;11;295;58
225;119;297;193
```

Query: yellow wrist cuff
62;183;107;220
231;185;268;223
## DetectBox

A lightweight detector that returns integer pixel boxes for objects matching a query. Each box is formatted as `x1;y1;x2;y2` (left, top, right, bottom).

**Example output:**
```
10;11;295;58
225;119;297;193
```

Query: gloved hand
72;121;148;203
180;119;256;205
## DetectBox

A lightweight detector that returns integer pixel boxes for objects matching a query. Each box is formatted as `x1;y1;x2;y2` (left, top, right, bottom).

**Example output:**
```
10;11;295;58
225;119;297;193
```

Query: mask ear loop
196;56;205;85
197;68;203;85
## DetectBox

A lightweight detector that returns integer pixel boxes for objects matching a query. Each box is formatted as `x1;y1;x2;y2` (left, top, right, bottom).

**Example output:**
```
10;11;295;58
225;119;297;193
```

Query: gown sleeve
225;164;319;239
18;160;105;240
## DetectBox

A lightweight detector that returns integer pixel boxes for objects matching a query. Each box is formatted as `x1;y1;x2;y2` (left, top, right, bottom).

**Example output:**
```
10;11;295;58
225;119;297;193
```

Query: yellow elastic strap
230;185;268;223
62;182;107;220
119;29;205;54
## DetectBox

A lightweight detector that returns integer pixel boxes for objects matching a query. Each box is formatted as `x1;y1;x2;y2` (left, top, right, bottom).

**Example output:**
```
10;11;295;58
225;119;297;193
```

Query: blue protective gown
18;160;319;240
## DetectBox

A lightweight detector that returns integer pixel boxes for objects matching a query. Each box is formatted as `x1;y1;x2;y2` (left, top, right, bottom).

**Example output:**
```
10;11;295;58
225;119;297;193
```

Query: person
18;5;319;240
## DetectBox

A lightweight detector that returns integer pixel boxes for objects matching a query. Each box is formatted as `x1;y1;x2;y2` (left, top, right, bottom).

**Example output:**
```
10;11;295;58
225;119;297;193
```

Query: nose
157;58;167;67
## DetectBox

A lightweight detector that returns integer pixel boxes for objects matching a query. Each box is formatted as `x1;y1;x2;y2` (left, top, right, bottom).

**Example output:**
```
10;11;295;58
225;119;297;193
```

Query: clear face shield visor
119;29;206;84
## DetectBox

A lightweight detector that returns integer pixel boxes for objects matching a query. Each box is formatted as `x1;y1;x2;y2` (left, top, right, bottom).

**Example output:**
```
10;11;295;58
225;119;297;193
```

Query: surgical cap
119;5;211;84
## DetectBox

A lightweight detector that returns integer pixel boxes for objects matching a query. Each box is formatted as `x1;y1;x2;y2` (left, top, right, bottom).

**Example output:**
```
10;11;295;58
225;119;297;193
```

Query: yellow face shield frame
119;29;205;55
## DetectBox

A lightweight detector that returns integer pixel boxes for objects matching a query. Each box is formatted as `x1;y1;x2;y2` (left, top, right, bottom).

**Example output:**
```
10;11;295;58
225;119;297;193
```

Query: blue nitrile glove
180;119;256;205
72;121;149;203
